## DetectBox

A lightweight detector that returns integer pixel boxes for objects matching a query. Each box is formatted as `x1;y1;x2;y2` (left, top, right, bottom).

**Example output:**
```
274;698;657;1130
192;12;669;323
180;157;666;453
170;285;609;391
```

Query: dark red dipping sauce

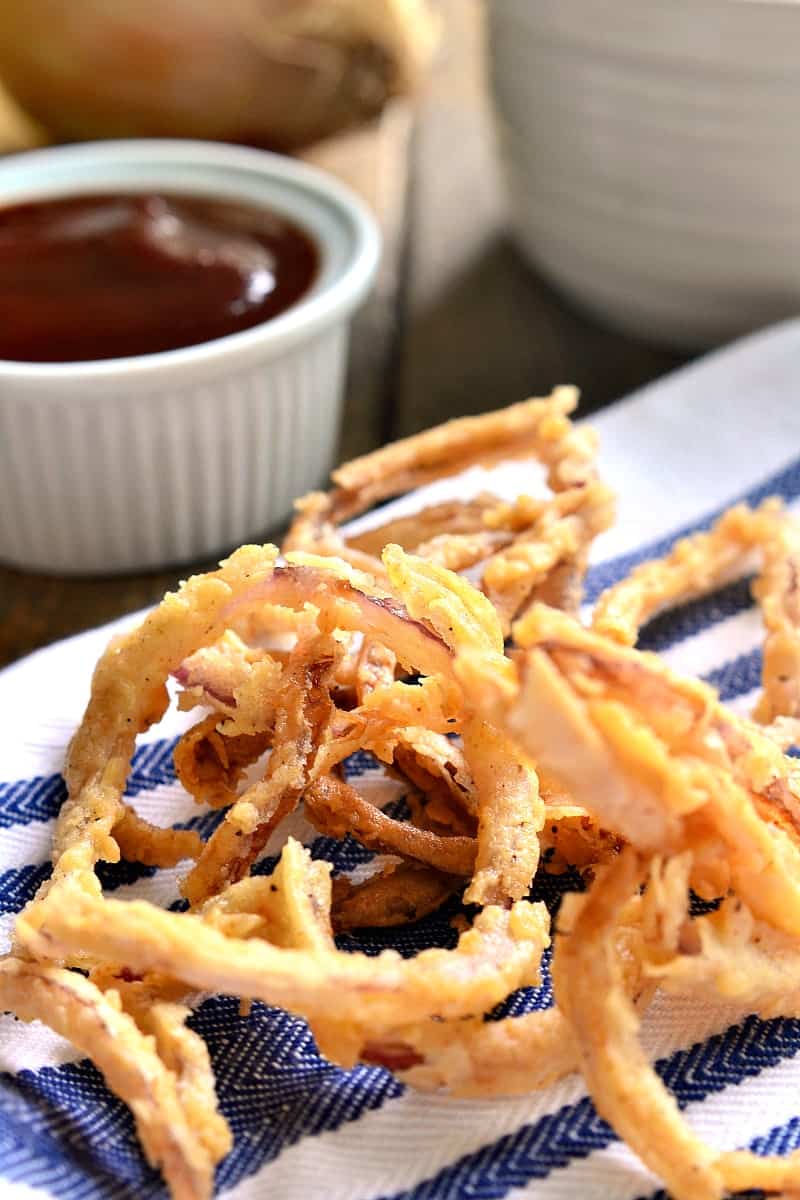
0;192;319;362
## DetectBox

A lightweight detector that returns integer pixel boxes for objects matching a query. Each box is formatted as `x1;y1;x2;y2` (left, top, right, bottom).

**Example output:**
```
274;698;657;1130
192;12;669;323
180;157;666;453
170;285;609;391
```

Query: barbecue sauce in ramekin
0;192;319;362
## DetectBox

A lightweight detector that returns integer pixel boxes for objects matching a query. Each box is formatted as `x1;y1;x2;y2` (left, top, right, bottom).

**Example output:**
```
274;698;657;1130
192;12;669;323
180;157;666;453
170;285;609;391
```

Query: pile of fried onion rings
4;387;800;1200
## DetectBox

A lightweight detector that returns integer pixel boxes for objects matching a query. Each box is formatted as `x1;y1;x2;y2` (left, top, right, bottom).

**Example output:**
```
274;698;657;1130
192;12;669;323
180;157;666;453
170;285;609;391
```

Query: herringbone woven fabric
5;321;800;1199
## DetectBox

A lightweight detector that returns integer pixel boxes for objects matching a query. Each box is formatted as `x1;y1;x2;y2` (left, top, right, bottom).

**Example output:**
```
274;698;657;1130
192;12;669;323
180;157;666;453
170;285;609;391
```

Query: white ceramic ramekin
488;0;800;349
0;140;380;573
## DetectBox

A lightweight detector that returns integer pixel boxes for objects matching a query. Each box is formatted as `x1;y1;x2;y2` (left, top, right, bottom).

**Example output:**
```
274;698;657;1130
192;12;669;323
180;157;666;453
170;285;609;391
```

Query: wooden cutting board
0;80;47;152
300;100;413;461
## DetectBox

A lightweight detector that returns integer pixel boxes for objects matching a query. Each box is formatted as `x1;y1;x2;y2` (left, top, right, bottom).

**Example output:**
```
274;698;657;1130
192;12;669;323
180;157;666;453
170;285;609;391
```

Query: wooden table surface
0;0;687;668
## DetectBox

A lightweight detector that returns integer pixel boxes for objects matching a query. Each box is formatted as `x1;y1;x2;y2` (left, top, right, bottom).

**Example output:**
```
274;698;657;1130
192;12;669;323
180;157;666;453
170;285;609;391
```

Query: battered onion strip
242;555;457;682
392;729;477;832
197;840;334;951
263;837;335;952
173;629;270;719
552;851;725;1200
752;505;800;722
282;491;389;582
591;502;772;647
345;495;502;559
538;803;623;871
354;637;397;701
475;604;800;936
555;852;800;1200
204;839;354;1065
181;637;338;906
144;1000;232;1165
462;716;543;906
762;714;800;751
364;900;654;1097
174;645;287;738
363;1007;577;1096
482;480;614;633
215;652;288;738
92;973;232;1167
111;806;203;867
321;387;582;521
173;716;273;810
643;884;800;1019
380;547;534;888
304;774;475;875
0;957;222;1200
283;387;611;633
383;543;505;659
411;530;512;574
592;499;800;725
332;863;460;931
51;544;279;888
356;676;459;735
18;866;548;1033
481;526;571;633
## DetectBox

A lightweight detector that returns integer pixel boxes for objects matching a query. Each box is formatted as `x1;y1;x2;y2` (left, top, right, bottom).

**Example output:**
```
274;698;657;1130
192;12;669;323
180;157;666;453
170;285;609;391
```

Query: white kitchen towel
4;319;800;1200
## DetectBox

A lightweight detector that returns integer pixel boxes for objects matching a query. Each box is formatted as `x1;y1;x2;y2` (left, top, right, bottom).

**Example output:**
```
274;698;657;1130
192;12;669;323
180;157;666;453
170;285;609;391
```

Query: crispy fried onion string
284;387;614;633
304;774;475;875
362;891;656;1096
331;864;461;932
470;604;800;936
592;498;800;723
553;851;726;1200
49;545;280;892
180;632;340;906
554;849;800;1200
18;849;548;1034
0;957;228;1200
15;391;800;1200
173;716;273;810
111;805;203;867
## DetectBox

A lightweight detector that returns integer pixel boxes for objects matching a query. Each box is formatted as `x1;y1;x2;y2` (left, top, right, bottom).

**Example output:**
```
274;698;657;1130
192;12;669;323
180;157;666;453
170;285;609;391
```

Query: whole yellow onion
0;0;437;150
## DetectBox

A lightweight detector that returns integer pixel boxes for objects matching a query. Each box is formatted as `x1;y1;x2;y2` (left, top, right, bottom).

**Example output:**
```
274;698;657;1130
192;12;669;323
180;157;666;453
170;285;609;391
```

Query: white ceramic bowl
488;0;800;349
0;139;380;573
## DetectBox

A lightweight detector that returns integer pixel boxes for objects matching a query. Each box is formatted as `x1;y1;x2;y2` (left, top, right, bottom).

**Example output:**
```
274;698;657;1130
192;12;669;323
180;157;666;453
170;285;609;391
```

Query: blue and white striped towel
4;320;800;1200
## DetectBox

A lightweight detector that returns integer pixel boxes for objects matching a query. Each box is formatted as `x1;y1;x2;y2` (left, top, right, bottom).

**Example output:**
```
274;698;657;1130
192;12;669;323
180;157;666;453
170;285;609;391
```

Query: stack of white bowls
488;0;800;348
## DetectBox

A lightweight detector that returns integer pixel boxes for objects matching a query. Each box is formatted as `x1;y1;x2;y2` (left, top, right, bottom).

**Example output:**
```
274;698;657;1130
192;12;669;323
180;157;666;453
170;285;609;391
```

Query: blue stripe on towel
375;1015;800;1200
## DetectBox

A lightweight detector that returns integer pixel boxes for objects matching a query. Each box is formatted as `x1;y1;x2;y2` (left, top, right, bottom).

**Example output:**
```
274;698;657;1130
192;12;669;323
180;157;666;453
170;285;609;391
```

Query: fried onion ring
18;859;549;1035
592;498;800;724
332;863;461;931
181;635;339;906
0;957;224;1200
303;774;476;876
111;805;203;867
461;716;543;906
173;716;273;811
472;604;800;936
51;545;280;892
285;388;612;634
552;851;725;1200
302;387;583;525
